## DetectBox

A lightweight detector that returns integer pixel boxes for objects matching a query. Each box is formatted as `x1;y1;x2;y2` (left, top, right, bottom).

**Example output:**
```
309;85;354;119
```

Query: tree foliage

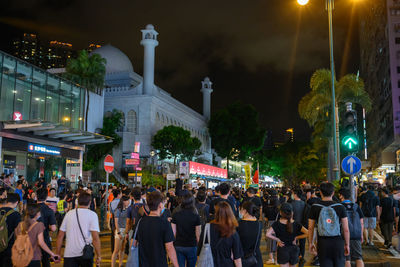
83;109;123;171
254;142;326;186
151;126;202;165
64;50;106;130
208;102;266;162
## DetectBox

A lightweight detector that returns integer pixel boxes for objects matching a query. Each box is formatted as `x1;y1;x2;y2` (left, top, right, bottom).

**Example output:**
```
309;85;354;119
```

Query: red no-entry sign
104;155;114;173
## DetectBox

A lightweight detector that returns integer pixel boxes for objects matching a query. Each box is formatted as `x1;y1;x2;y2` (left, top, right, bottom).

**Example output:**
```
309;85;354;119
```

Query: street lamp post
298;0;340;180
150;150;156;186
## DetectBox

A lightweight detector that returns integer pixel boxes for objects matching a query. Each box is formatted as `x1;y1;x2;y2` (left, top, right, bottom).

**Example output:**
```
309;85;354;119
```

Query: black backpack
345;203;362;240
197;203;208;226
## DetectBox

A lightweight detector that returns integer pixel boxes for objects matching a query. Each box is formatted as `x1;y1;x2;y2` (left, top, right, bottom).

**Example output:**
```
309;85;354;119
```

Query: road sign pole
350;174;355;203
105;172;109;214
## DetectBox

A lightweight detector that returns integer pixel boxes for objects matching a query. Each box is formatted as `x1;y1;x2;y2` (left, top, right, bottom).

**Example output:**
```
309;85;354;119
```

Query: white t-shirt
60;208;100;258
50;179;58;189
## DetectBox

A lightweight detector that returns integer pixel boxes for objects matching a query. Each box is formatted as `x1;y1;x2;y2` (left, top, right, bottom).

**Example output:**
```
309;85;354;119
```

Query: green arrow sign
342;136;358;151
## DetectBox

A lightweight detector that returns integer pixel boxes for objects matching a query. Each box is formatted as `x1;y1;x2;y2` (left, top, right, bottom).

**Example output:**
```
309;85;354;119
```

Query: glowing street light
297;0;310;5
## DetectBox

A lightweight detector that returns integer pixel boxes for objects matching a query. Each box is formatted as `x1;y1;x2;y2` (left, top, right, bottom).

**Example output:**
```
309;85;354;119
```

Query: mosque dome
91;44;134;74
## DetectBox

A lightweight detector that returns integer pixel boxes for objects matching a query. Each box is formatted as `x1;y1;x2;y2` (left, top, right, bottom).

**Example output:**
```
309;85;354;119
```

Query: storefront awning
1;121;112;145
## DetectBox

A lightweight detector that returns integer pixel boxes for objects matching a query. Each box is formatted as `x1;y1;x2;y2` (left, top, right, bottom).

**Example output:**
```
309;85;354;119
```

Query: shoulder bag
242;221;261;267
76;209;94;260
197;223;214;267
126;219;141;267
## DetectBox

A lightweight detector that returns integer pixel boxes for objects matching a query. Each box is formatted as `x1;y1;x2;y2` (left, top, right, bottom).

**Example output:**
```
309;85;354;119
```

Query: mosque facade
92;24;213;171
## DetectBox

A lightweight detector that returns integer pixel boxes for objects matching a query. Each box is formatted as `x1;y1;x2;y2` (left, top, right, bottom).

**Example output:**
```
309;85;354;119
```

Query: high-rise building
285;128;294;143
359;0;399;173
46;40;74;69
12;33;46;68
87;43;102;53
12;33;76;69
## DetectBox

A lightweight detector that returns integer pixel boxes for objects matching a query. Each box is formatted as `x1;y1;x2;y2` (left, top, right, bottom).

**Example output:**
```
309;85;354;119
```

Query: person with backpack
308;182;350;267
359;185;380;246
338;188;364;267
111;195;130;267
126;187;147;236
171;193;201;267
0;193;21;266
238;201;263;267
209;183;237;218
378;188;396;248
13;203;60;267
266;203;308;267
196;189;210;226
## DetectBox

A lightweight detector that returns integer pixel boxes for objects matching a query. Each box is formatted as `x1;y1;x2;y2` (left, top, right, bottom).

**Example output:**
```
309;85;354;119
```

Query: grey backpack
197;223;214;267
314;203;341;237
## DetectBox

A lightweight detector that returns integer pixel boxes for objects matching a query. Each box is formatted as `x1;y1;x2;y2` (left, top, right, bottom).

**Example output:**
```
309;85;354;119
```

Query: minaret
140;24;159;95
201;77;213;120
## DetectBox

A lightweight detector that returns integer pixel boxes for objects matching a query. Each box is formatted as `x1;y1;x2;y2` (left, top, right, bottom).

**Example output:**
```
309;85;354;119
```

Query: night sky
0;0;361;142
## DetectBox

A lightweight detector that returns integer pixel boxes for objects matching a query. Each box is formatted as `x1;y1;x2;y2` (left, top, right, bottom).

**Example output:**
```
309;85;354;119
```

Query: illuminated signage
134;142;140;153
125;158;140;165
187;161;228;179
28;144;61;155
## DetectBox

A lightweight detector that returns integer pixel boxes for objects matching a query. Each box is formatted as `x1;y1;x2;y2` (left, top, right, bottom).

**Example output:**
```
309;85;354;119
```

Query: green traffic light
342;136;358;151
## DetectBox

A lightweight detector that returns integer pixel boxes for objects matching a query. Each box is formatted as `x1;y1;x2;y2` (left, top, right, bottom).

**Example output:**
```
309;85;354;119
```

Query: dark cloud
0;0;361;141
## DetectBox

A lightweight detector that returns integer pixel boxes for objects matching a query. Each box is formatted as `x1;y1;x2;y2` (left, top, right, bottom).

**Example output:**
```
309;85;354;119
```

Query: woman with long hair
199;201;243;267
266;203;308;267
238;201;263;267
111;195;130;267
171;193;201;267
15;204;59;266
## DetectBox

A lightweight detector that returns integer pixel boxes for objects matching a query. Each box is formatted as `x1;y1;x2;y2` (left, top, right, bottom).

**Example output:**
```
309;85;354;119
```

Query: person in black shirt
195;190;210;225
171;193;201;267
209;183;237;218
309;182;350;267
134;191;178;267
238;201;263;267
379;189;396;248
242;188;262;220
198;201;243;267
266;203;308;267
263;190;279;264
36;188;57;267
0;193;21;266
175;173;185;197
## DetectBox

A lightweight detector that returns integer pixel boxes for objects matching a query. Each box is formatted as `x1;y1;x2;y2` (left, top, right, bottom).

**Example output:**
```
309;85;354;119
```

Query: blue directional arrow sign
341;155;362;175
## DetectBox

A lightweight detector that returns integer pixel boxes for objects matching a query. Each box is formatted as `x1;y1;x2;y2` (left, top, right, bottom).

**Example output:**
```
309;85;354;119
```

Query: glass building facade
0;50;84;129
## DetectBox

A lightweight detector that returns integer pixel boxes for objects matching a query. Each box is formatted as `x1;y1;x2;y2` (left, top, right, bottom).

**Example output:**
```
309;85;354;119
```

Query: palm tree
298;69;372;179
298;68;372;134
64;50;106;131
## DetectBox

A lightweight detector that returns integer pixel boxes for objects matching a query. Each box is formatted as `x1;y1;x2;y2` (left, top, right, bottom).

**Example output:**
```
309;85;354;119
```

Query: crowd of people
0;171;398;267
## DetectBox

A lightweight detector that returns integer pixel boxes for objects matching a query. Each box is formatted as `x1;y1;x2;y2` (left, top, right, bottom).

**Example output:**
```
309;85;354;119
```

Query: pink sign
134;142;141;153
126;158;140;165
188;161;227;179
130;153;140;159
13;111;22;121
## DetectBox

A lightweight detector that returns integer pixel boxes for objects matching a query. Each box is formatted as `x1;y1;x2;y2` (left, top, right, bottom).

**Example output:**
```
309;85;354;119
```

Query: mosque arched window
117;111;125;132
127;110;137;134
145;33;152;39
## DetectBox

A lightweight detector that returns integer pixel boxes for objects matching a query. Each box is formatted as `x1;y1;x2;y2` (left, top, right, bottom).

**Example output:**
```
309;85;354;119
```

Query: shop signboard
3;155;16;169
126;158;140;165
188;161;228;179
128;172;142;176
28;143;61;156
130;153;140;159
134;142;141;153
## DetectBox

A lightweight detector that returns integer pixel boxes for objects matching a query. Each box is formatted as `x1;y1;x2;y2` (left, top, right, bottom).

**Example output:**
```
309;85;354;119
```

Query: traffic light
342;107;359;152
344;110;357;135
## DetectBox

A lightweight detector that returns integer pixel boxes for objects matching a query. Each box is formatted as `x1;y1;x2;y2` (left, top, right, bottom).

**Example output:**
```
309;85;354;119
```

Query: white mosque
92;24;213;171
